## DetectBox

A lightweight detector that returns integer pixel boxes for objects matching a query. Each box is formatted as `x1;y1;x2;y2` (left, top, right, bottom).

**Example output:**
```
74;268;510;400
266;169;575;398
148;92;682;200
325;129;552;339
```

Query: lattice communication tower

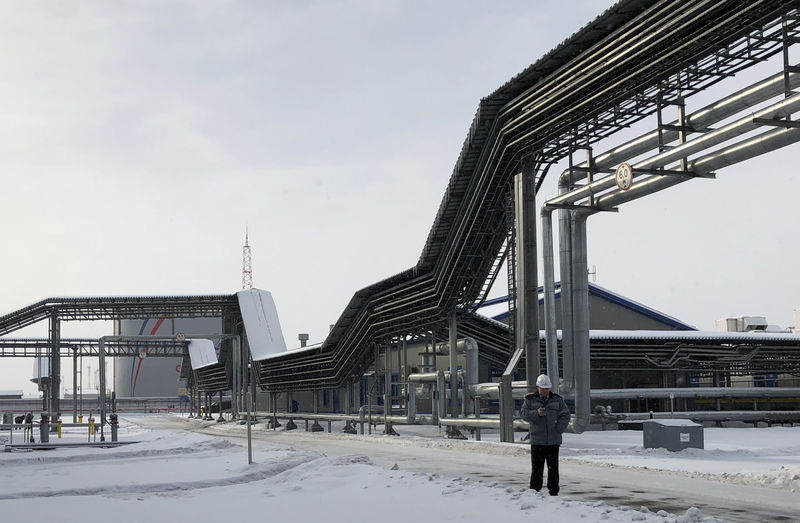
242;228;253;290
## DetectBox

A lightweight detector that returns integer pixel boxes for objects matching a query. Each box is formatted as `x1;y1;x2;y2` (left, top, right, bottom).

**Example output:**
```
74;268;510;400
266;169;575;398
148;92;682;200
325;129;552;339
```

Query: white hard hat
536;374;552;388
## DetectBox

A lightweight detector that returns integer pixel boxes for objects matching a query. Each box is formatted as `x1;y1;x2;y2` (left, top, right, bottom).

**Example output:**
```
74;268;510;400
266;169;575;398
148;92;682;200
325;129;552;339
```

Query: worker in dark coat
520;374;571;495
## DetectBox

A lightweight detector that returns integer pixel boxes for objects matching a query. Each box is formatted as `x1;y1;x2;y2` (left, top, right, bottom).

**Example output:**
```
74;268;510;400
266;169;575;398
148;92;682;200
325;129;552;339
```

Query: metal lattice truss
0;295;239;336
0;337;187;358
0;295;241;395
259;0;800;392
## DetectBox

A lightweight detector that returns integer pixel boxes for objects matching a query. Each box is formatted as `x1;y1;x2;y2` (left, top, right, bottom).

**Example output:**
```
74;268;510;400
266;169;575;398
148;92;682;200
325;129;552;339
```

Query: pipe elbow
565;414;590;434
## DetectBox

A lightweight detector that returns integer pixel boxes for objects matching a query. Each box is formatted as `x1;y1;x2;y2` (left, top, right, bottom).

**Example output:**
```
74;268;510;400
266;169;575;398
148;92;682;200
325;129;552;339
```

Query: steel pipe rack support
448;311;458;420
514;168;541;393
549;91;800;208
559;69;800;188
498;374;514;443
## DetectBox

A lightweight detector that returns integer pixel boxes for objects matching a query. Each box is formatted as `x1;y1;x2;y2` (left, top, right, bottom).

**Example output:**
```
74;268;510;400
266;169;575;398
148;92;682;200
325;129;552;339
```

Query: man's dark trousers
530;444;560;495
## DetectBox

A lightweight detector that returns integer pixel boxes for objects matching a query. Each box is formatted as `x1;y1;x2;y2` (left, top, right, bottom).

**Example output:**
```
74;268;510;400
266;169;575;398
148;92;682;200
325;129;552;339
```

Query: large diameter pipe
592;125;800;212
408;371;458;383
549;91;800;207
472;383;800;401
540;211;559;394
558;207;574;392
567;213;590;434
560;70;800;186
427;337;479;413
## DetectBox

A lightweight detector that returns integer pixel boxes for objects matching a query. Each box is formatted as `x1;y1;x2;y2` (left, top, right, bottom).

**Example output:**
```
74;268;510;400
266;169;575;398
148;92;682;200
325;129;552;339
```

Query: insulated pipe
549;91;800;207
427;337;479;413
592;125;800;212
407;370;458;383
358;403;383;421
568;213;590;434
472;383;800;401
557;207;574;392
407;382;416;423
560;70;800;187
540;211;559;395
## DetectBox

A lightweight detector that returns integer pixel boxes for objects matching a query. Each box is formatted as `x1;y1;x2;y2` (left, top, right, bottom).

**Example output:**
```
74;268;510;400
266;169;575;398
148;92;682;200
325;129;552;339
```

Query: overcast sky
2;1;799;395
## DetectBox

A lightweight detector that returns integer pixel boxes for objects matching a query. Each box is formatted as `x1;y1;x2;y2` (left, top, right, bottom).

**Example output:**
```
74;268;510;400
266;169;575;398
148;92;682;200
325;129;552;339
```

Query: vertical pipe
448;311;458;418
541;210;560;394
569;213;591;433
559;207;575;392
406;380;416;423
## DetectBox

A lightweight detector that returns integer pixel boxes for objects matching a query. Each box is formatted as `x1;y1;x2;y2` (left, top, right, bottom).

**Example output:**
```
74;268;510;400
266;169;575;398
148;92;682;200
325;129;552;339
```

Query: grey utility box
642;419;704;452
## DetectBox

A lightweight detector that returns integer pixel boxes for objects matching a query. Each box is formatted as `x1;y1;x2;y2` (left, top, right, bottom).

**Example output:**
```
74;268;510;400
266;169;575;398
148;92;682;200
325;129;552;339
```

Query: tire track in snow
0;453;317;500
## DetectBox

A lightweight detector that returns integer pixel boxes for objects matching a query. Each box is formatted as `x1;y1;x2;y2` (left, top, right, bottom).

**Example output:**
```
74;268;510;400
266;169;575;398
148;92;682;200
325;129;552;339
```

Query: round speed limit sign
615;162;633;191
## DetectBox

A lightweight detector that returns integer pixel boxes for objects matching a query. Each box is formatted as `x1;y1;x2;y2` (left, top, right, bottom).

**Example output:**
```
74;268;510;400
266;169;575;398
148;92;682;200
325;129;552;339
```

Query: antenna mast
242;228;253;290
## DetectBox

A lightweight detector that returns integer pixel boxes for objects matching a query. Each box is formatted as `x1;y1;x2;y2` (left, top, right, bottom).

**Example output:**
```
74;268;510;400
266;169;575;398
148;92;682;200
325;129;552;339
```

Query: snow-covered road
2;415;797;522
149;415;799;522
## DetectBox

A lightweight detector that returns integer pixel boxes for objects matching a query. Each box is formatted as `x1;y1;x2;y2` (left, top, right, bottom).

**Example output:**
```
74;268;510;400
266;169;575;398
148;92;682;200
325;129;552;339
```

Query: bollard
78;415;83;424
58;419;62;439
40;413;50;443
89;417;95;441
110;413;119;442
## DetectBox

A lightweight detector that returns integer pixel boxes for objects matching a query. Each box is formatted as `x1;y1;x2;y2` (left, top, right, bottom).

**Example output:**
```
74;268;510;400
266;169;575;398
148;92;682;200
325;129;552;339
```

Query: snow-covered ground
1;415;798;522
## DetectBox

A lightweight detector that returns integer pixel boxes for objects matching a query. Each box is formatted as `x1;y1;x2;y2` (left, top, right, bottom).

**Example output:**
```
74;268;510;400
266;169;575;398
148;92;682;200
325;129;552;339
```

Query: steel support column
515;166;540;392
448;310;458;418
48;312;61;427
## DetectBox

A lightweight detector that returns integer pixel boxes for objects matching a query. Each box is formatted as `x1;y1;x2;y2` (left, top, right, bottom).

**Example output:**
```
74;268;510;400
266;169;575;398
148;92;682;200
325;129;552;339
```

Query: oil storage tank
113;317;222;397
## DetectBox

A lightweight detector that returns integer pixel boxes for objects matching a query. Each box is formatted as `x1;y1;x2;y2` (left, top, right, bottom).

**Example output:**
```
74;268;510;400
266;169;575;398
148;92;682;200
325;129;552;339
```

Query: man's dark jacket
520;391;571;445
